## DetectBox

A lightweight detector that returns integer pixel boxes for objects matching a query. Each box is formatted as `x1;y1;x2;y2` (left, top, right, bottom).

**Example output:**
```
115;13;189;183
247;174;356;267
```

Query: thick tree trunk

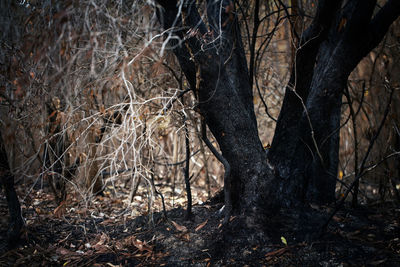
156;0;278;217
268;1;342;204
270;0;400;204
155;0;400;227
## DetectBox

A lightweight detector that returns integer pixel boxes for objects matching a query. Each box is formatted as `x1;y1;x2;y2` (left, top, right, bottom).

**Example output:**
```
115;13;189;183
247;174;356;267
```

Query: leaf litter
0;180;399;266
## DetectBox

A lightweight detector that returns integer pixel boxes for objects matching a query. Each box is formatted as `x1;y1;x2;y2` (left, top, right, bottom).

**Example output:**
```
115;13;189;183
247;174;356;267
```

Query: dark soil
1;187;400;266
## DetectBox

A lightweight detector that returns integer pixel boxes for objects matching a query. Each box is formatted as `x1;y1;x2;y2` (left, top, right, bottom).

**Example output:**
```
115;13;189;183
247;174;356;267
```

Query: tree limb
366;0;400;54
201;119;231;224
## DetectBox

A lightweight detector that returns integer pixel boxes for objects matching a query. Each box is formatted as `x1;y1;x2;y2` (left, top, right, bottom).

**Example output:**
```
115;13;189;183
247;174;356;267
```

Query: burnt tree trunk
271;0;400;204
155;0;400;227
0;131;24;245
156;0;277;220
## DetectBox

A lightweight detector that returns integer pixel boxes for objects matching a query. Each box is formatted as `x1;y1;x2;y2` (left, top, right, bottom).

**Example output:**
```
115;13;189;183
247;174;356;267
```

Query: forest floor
0;181;400;266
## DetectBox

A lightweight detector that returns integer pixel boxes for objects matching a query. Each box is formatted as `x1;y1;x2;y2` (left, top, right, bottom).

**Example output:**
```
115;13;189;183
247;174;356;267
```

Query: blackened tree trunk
0;131;24;245
271;0;400;204
156;0;277;220
155;0;400;226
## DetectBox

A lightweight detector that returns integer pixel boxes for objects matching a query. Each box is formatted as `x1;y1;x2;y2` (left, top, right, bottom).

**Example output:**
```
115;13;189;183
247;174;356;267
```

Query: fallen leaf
171;220;187;232
195;219;208;232
35;207;43;214
93;232;109;249
53;201;66;218
179;233;190;242
265;247;288;258
332;215;343;222
106;263;121;267
131;238;153;252
56;247;74;256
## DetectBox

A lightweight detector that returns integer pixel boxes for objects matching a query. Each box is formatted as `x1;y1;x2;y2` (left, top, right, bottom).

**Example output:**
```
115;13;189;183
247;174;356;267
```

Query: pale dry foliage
1;0;226;214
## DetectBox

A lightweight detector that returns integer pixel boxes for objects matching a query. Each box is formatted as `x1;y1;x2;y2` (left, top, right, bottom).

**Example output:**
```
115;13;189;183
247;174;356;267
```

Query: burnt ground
0;183;400;266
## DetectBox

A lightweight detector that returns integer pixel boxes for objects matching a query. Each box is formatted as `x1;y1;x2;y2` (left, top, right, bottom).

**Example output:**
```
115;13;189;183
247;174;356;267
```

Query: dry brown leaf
181;233;190;242
332;215;343;222
53;201;66;218
56;247;74;256
265;247;288;259
93;233;109;251
48;110;57;120
171;220;187;232
35;207;43;214
114;241;123;250
131;238;153;252
195;219;208;232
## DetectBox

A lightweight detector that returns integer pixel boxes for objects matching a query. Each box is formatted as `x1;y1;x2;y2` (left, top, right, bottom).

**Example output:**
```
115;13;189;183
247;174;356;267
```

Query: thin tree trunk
0;132;24;244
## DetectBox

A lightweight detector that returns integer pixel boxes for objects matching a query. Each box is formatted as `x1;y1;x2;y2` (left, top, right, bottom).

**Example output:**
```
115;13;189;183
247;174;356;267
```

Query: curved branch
201;119;231;223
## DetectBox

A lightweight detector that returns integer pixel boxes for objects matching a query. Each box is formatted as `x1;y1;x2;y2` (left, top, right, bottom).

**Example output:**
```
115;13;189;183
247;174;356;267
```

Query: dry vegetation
1;0;399;265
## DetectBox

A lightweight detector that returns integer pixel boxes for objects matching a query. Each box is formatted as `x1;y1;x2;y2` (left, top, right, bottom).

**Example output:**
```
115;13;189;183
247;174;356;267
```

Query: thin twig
150;168;168;219
183;114;192;219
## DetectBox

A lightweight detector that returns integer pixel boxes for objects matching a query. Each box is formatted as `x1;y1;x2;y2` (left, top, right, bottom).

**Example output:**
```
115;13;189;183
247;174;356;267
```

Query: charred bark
156;0;276;218
0;131;24;245
268;0;343;203
269;0;400;204
155;0;400;230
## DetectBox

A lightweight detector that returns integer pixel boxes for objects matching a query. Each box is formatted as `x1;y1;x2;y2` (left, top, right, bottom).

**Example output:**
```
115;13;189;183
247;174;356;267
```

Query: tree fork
155;0;400;231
